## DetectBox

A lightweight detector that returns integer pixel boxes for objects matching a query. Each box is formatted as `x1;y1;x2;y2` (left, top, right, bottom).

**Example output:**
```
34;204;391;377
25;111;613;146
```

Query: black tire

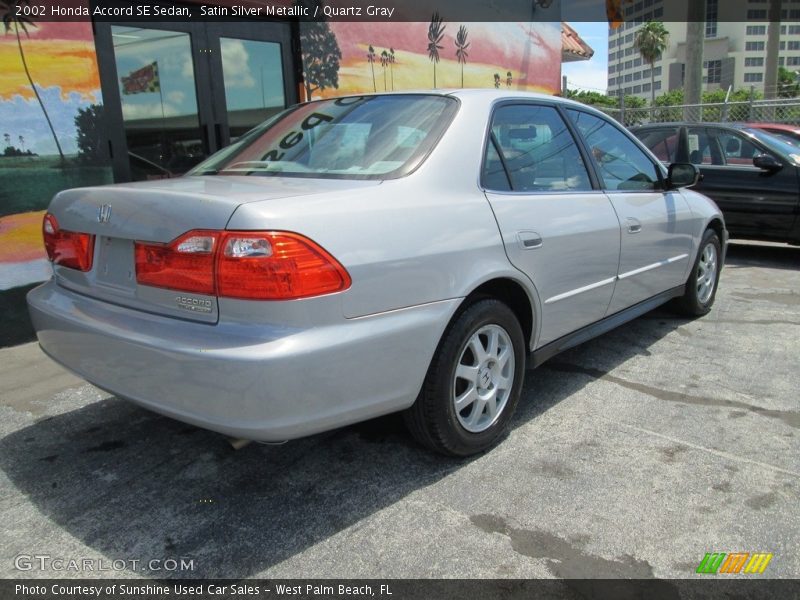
674;228;722;317
403;298;526;456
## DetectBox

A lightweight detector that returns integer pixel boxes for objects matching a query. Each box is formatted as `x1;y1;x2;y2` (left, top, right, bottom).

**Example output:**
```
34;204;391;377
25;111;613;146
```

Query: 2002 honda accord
28;90;726;456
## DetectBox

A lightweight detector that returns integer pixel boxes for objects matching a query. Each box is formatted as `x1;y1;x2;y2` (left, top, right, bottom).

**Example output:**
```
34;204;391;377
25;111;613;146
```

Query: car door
695;126;798;239
482;103;621;347
567;110;695;315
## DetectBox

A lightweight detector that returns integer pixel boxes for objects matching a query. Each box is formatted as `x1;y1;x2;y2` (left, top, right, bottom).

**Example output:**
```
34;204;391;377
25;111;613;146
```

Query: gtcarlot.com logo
14;554;195;573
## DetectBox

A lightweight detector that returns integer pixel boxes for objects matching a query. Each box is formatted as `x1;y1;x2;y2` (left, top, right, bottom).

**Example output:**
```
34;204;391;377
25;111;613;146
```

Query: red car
745;122;800;146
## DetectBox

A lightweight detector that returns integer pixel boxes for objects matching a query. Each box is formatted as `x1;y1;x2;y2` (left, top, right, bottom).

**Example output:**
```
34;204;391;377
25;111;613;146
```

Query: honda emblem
97;204;112;224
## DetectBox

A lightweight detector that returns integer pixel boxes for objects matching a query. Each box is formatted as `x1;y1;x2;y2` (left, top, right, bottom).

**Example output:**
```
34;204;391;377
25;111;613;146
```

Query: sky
561;21;610;94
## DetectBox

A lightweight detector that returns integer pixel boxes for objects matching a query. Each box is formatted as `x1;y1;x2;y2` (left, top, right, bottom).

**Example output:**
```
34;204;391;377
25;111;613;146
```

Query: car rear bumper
28;280;458;441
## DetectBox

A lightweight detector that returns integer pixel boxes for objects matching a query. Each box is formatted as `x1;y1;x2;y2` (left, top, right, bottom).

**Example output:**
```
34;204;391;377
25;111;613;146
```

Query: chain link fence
596;98;800;128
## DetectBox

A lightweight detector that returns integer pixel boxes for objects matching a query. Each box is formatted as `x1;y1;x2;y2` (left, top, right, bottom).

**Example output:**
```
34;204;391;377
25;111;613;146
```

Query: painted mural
0;5;111;344
300;19;561;101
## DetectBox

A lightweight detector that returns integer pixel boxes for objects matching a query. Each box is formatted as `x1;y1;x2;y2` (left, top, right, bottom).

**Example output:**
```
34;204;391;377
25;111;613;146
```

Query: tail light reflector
134;230;350;300
42;213;95;272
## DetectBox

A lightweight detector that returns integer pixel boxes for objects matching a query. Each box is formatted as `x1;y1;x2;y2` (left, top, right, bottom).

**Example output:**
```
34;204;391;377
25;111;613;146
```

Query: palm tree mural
633;21;669;108
366;45;377;92
380;49;389;91
427;12;445;88
506;71;513;87
1;0;65;163
455;25;469;88
389;48;396;91
493;73;501;89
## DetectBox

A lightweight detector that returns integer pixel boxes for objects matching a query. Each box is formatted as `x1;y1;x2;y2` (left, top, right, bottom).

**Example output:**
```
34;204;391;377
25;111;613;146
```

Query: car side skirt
530;284;686;369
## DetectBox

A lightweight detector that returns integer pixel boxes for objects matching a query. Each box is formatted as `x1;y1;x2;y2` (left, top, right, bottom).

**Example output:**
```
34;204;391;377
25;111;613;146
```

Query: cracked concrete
0;240;798;579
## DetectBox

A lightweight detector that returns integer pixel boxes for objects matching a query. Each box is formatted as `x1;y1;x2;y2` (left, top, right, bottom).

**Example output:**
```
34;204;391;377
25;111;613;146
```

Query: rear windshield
189;95;458;180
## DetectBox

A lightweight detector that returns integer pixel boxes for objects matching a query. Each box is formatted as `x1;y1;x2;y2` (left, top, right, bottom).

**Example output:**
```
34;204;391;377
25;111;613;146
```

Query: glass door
95;18;297;182
205;21;296;146
110;25;208;180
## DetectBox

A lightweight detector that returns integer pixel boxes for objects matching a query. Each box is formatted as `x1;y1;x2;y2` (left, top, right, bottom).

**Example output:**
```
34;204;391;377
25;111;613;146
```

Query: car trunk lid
47;176;379;323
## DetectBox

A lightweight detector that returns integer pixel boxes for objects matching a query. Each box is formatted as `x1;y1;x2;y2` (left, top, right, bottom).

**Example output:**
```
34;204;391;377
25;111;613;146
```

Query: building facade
608;0;800;100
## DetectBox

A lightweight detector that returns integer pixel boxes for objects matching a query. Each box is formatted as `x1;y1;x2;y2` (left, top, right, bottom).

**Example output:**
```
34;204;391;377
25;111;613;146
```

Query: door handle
626;218;642;234
518;231;543;249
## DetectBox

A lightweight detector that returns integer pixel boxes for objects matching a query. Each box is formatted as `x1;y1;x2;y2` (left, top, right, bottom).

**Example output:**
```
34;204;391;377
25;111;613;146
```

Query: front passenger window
568;110;661;192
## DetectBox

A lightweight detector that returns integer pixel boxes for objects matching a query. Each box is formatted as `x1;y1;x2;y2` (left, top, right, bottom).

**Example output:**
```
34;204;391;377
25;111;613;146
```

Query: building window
745;57;764;67
633;85;642;93
706;0;718;37
745;41;766;51
788;41;800;50
654;81;661;90
643;83;651;92
625;33;634;43
625;60;633;69
744;73;764;82
789;25;800;35
626;47;634;56
787;56;800;66
779;57;785;66
609;64;616;73
780;41;786;50
634;57;642;67
746;25;766;35
634;71;642;80
625;73;633;82
654;66;662;76
746;9;767;18
643;68;651;78
706;59;721;83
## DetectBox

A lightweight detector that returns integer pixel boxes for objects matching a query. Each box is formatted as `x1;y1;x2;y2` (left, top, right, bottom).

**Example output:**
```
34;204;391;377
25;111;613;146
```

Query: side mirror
753;154;782;172
667;163;700;188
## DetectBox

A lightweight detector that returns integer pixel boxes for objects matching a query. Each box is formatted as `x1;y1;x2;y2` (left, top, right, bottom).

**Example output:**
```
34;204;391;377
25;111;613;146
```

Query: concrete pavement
1;241;798;580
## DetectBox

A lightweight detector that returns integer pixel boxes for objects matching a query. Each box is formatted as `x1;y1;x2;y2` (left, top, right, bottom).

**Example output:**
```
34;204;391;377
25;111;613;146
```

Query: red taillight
42;213;95;272
134;231;218;295
134;230;350;300
217;232;351;300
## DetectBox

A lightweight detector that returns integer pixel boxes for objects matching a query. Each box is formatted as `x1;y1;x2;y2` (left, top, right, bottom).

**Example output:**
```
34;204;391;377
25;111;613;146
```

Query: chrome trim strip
544;253;689;304
618;253;689;280
544;276;617;305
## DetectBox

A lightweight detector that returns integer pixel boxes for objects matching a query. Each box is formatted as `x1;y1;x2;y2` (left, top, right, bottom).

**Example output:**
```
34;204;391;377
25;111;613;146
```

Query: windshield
741;127;800;163
189;95;458;180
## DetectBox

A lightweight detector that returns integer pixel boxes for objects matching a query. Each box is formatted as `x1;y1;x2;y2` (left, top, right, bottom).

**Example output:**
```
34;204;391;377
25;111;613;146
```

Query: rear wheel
404;299;525;456
675;228;721;317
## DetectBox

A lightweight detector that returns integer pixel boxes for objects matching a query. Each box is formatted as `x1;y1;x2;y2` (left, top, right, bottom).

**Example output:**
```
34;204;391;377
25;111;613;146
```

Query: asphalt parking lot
1;241;798;580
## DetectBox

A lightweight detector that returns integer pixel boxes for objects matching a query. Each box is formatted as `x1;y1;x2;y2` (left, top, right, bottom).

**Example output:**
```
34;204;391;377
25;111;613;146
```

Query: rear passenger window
568;109;661;191
482;105;592;192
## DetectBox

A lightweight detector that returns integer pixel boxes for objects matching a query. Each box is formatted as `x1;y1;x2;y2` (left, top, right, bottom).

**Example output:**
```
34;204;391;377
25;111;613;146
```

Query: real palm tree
427;12;445;88
633;21;669;109
1;0;65;163
455;25;469;88
367;45;377;92
380;50;389;91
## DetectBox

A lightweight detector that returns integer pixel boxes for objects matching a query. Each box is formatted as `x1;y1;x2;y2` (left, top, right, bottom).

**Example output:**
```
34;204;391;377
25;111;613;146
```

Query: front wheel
675;228;722;317
404;299;526;456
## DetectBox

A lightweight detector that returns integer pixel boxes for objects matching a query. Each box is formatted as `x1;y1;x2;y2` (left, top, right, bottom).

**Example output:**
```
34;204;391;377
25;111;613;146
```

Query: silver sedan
28;90;726;456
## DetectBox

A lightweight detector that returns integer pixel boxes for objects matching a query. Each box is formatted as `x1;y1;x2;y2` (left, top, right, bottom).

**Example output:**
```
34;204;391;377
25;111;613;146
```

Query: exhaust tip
227;437;253;451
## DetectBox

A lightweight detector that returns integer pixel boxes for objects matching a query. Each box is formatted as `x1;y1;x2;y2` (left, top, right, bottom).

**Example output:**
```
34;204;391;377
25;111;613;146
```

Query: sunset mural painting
0;2;111;345
300;20;561;100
